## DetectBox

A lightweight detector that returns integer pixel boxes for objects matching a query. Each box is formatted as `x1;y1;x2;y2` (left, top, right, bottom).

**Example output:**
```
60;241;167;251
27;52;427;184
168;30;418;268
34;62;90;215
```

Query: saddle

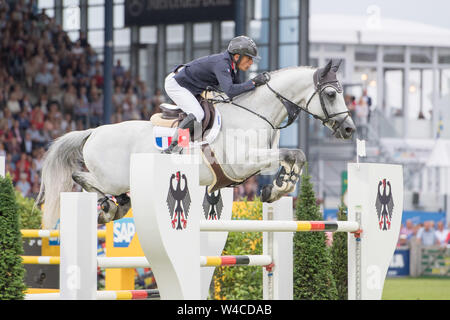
150;94;215;139
150;92;244;194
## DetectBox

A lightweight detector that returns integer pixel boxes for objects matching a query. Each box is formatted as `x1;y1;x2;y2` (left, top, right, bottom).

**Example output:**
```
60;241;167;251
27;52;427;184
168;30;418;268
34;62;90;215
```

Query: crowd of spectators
398;219;450;247
0;1;167;198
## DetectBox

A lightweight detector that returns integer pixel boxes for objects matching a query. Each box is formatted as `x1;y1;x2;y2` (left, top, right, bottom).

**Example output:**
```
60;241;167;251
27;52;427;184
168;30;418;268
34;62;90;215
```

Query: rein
207;69;350;133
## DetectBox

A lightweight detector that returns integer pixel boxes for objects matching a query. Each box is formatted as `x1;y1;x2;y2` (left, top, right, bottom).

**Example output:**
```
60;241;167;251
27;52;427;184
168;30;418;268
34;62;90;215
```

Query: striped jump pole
21;229;106;239
25;290;160;300
21;255;273;268
200;220;360;233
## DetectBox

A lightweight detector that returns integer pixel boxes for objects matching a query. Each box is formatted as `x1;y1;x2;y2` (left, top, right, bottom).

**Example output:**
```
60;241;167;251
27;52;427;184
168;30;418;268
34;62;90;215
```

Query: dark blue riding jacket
173;51;255;99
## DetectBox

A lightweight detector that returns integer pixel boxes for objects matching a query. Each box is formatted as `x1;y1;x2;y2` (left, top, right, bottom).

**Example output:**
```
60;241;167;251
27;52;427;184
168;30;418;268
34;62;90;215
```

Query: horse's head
308;59;355;139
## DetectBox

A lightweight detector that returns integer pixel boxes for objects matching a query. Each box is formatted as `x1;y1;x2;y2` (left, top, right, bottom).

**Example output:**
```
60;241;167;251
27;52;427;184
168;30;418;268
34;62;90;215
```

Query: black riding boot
162;113;201;154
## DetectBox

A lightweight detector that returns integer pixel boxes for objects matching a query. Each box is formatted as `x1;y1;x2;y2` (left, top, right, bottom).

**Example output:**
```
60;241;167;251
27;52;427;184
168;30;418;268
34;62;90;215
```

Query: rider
162;35;269;154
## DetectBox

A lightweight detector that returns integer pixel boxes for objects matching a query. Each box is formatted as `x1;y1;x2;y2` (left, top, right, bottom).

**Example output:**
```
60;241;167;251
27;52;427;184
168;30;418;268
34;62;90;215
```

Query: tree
293;165;338;300
330;204;348;300
0;174;27;299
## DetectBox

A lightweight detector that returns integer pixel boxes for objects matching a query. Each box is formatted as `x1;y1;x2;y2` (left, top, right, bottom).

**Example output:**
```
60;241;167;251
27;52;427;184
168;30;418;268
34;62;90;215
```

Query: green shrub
16;191;42;229
0;175;27;299
293;165;338;300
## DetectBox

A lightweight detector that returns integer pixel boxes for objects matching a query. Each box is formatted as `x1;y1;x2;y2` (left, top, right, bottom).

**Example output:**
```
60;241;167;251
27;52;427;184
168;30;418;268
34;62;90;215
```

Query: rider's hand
252;73;268;87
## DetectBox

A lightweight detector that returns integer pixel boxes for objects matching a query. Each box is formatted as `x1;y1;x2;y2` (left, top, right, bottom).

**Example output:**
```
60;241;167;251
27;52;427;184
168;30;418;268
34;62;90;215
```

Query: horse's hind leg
72;171;130;224
260;149;306;203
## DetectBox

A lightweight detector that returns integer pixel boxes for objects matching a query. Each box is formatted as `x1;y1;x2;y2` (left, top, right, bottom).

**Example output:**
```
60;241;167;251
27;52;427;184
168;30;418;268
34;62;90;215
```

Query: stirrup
162;143;182;154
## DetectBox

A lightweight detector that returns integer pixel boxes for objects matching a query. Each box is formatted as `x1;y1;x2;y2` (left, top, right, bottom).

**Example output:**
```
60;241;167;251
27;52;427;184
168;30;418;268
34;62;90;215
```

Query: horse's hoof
261;184;274;203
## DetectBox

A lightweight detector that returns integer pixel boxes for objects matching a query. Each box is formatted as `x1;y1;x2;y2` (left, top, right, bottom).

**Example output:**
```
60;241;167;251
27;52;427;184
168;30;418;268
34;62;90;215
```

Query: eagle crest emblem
202;187;223;220
166;171;191;230
375;179;394;231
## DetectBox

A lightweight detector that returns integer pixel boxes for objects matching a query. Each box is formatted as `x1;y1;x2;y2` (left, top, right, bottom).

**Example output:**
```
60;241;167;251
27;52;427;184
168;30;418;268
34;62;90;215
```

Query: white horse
37;59;355;228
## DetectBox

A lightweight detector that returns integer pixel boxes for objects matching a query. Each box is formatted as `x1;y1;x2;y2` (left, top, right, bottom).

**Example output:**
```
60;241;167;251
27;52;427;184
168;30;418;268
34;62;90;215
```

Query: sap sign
113;218;136;248
387;248;410;276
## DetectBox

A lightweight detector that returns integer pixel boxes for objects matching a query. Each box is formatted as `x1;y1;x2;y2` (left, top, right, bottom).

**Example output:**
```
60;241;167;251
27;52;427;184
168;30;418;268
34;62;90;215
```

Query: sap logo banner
387;248;410;276
113;217;136;248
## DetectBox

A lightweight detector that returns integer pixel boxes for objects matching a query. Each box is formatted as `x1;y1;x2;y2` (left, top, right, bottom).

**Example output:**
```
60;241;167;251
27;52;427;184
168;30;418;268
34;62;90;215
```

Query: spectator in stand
7;89;21;116
29;181;40;200
416;221;440;246
89;90;104;127
243;176;258;201
30;105;45;130
74;85;89;125
111;105;124;124
113;59;125;79
32;147;45;173
48;65;63;101
355;96;369;139
112;85;125;113
435;221;448;247
34;64;53;95
7;137;22;163
22;130;33;155
28;122;46;149
36;93;49;115
62;84;78;116
16;171;31;197
93;65;104;88
62;68;77;90
11;119;23;147
233;184;245;201
20;93;33;114
29;160;39;185
71;39;84;58
17;110;30;133
61;113;76;133
2;108;14;129
399;219;415;246
150;88;166;116
123;96;142;121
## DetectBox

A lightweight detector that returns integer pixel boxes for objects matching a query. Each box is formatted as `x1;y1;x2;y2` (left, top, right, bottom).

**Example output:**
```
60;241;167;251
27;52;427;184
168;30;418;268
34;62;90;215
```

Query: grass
382;277;450;300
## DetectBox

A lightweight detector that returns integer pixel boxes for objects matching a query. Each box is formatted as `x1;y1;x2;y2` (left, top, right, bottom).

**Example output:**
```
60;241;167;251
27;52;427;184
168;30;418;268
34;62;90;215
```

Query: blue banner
323;209;446;226
387;248;410;277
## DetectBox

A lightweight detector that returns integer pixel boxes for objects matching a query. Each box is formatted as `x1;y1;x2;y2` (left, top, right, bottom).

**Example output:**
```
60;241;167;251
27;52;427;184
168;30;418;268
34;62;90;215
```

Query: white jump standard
130;154;403;300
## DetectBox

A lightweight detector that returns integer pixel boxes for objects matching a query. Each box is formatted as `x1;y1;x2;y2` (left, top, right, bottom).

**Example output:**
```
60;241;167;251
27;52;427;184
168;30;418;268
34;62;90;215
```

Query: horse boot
162;113;201;154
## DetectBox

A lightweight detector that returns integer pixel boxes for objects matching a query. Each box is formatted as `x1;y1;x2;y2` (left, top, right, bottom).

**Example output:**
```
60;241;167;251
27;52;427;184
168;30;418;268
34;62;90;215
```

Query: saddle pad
150;113;178;127
152;108;222;150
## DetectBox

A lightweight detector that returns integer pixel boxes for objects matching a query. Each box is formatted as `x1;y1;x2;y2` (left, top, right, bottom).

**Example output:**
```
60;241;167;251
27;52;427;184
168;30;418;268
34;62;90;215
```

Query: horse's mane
209;65;316;103
268;65;316;76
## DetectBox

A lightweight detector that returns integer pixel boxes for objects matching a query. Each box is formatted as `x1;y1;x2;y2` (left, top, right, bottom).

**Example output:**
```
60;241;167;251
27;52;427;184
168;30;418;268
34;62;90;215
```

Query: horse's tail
37;129;94;229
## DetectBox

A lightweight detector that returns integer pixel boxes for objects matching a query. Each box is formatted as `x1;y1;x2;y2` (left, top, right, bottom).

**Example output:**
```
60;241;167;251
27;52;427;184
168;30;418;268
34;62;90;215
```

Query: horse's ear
321;60;332;78
331;59;342;73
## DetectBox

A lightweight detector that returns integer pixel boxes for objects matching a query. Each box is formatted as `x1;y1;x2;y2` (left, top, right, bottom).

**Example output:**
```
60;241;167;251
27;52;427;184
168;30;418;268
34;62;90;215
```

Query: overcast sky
310;0;450;30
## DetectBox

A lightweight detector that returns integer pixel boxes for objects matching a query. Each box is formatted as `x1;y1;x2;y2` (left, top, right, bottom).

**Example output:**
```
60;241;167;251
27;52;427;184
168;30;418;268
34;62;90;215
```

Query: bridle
208;67;351;134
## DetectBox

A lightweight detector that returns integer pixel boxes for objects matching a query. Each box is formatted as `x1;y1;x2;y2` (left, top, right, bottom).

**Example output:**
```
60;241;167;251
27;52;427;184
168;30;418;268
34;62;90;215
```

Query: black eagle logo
202;187;223;220
375;179;394;231
166;171;191;230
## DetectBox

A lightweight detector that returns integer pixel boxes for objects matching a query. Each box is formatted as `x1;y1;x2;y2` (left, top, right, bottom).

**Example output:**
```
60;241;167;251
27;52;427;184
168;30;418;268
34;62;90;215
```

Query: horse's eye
327;91;336;99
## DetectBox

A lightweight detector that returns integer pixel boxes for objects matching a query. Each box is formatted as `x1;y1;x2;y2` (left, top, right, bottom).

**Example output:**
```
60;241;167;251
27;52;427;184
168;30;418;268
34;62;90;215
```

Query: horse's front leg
258;148;306;203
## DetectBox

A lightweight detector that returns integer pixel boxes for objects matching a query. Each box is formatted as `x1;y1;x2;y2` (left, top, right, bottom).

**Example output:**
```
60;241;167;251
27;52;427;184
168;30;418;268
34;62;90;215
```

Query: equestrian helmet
227;36;261;61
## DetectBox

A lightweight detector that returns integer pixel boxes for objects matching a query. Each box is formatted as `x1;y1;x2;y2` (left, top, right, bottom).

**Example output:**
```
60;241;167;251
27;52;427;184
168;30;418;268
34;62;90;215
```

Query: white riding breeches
164;70;205;122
